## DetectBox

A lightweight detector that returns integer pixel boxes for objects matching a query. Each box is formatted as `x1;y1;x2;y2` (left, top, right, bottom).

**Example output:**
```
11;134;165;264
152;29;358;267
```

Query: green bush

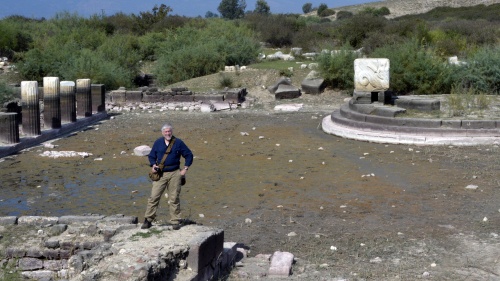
336;11;353;20
0;81;17;104
371;40;453;95
154;19;260;85
336;14;387;48
319;8;335;17
317;45;358;89
455;46;500;94
218;73;234;88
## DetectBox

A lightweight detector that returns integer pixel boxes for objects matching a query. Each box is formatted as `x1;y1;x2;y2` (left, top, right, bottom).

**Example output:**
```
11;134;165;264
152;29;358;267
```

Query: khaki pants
144;169;182;224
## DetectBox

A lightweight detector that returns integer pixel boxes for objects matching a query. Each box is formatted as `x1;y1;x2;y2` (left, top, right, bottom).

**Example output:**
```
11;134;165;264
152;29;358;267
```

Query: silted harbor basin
1;110;500;267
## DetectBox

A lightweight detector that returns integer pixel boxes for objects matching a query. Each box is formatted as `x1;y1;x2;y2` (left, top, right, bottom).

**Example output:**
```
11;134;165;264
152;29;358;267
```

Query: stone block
200;104;215;113
91;84;106;113
221;242;238;269
268;77;291;94
354;58;390;91
301;75;325;95
398;118;442;128
45;238;60;249
193;95;224;103
142;93;164;103
441;120;462;129
181;90;193;95
18;257;43;270
372;106;406;117
461;120;497;129
275;84;301;99
26;248;43;258
171;95;194;102
187;229;224;273
395;97;440;111
134;145;151;156
59;215;104;225
109;90;126;104
0;216;17;225
171;87;188;92
352;90;376;104
212;102;232;111
48;224;68;236
126;91;142;104
60;249;72;259
43;249;60;260
102;215;138;224
44;260;65;271
6;248;26;258
268;251;294;277
18;216;59;226
21;270;55;280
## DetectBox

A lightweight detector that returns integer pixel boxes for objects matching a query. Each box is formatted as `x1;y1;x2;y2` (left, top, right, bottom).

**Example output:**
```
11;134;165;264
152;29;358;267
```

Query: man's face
162;128;173;141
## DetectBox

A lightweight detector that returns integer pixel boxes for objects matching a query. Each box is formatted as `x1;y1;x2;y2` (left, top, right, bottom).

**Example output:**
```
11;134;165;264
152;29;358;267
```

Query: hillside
330;0;500;19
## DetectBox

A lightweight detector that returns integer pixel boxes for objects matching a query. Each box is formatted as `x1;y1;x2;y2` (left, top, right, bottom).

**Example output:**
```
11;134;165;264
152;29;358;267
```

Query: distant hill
328;0;500;19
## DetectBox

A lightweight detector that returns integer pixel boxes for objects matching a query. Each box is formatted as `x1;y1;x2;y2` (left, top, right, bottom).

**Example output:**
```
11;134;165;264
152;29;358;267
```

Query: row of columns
0;78;105;144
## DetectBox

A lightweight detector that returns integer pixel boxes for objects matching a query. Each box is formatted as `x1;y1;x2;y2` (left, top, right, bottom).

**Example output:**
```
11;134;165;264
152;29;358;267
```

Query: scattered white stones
276;144;280;146
288;160;293;163
44;143;56;149
483;217;488;222
318;147;324;150
465;184;478;190
361;173;375;177
370;257;382;263
422;271;430;277
330;246;337;251
259;136;265;139
199;214;205;218
287;232;297;237
240;132;249;136
363;152;369;155
274;104;303;112
430;262;437;267
245;218;252;224
94;158;103;161
39;151;92;158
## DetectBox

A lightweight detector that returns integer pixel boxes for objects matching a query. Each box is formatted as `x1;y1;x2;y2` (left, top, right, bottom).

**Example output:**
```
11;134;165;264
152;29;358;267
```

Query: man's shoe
141;218;152;229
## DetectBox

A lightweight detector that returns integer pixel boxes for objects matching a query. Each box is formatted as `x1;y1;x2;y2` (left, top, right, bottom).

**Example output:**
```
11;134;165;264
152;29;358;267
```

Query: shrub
336;14;387;48
319;8;335;17
455;46;500;94
336;11;353;20
317;4;328;16
370;40;453;95
446;85;491;116
302;3;313;14
218;73;234;88
0;81;17;104
317;45;359;89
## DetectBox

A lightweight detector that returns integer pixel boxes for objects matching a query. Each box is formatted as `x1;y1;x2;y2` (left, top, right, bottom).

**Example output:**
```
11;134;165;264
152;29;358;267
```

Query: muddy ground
1;86;500;279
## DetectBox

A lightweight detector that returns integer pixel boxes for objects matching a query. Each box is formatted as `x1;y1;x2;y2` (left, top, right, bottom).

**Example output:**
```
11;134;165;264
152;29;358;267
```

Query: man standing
142;123;193;229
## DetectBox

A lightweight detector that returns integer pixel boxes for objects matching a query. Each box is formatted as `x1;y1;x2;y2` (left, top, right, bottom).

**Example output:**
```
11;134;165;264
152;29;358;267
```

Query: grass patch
130;228;163;240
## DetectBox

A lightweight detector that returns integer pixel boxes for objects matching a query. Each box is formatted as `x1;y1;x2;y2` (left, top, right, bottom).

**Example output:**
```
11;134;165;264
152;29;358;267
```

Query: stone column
76;78;92;117
21;81;41;136
60;81;77;123
0;113;19;144
43;77;61;129
91;84;106;113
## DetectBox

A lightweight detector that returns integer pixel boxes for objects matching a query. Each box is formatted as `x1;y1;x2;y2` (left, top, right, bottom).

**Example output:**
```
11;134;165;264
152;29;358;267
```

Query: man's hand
152;164;159;173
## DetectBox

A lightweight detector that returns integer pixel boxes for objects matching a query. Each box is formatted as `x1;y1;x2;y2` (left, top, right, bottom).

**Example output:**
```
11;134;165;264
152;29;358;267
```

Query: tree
205;11;219;18
254;0;270;15
317;3;328;16
218;0;247;19
302;3;313;14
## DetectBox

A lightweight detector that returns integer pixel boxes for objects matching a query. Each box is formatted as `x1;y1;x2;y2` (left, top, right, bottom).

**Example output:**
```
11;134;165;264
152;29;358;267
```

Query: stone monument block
354;58;390;92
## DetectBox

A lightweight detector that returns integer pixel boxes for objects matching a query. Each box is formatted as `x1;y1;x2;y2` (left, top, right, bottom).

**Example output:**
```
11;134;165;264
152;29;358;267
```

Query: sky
0;0;381;19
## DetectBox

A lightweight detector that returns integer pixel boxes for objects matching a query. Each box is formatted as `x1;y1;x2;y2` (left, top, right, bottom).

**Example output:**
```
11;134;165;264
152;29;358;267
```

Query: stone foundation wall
0;215;237;281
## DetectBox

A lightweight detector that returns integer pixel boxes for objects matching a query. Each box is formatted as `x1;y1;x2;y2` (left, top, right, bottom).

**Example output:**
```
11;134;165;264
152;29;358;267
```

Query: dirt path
1;101;500;279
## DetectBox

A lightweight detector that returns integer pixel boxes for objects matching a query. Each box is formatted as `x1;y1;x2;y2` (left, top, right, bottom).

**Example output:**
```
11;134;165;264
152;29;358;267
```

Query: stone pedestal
21;81;41;136
43;77;61;129
91;84;105;113
60;81;77;123
0;113;19;144
76;79;92;117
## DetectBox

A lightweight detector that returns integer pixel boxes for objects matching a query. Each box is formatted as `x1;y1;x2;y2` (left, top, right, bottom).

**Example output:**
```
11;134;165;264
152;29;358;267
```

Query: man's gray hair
161;123;173;131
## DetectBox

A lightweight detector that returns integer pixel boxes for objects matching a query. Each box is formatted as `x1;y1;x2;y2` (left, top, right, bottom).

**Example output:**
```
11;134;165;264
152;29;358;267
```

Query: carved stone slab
354;58;390;91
